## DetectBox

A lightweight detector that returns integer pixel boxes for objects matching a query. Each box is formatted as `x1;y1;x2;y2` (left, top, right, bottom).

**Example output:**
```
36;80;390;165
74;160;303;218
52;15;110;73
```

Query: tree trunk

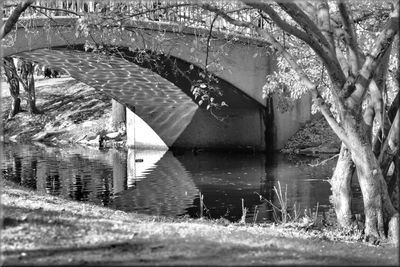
0;0;35;40
3;57;21;118
372;90;399;155
20;60;40;114
330;143;355;228
378;109;399;179
387;156;399;208
8;97;22;118
346;126;398;243
111;99;126;131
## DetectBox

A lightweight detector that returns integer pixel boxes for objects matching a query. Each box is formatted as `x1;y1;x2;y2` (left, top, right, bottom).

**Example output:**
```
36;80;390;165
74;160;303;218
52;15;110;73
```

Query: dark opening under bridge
3;9;311;151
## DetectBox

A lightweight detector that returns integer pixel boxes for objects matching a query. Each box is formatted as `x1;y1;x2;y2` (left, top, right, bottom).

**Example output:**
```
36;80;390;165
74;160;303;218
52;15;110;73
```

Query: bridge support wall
111;99;126;131
126;107;168;150
273;93;312;149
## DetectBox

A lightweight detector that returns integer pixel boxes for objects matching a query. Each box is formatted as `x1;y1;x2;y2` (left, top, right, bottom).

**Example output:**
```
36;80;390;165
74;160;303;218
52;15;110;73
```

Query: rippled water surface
2;144;363;222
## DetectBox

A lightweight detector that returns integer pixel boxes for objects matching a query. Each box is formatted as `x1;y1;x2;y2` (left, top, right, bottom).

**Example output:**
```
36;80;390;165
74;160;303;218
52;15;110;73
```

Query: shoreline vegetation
1;77;398;265
2;180;399;265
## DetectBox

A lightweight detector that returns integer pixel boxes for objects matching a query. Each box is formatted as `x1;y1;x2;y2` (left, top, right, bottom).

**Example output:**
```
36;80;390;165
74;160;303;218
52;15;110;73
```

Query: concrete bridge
3;15;311;151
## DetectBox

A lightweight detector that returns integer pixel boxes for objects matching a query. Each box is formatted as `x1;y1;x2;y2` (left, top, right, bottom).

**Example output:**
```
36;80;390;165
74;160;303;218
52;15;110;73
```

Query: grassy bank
1;77;114;145
1;179;399;266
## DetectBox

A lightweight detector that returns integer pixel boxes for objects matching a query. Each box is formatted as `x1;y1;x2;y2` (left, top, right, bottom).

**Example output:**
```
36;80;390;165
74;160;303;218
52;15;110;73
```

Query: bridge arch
4;17;311;150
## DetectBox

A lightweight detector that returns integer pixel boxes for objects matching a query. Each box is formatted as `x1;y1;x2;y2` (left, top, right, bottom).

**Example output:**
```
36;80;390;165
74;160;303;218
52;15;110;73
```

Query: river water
1;143;363;222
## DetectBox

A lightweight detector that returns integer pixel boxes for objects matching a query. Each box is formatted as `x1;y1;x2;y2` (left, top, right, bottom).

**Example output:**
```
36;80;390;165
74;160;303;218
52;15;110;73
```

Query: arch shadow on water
2;143;363;222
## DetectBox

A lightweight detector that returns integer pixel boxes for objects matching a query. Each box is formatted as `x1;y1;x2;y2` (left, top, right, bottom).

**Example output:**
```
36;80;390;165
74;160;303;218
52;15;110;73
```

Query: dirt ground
1;77;399;266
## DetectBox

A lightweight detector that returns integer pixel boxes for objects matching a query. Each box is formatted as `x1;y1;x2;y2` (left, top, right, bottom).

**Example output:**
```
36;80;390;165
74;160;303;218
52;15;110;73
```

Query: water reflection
2;143;359;222
113;150;198;216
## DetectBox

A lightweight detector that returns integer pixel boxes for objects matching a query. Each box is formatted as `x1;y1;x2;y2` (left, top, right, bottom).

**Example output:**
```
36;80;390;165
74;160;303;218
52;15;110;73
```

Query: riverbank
1;77;124;148
281;116;341;156
2;179;398;266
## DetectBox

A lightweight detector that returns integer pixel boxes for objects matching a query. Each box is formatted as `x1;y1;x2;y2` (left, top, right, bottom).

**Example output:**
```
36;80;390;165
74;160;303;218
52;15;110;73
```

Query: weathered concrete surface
272;93;312;149
111;99;126;130
173;107;266;151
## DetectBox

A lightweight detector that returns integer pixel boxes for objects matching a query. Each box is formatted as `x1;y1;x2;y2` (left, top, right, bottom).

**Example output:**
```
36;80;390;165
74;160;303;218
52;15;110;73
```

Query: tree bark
3;57;21;118
378;109;399;179
345;116;398;243
0;0;35;40
330;143;355;228
20;60;40;114
372;100;398;155
387;156;399;208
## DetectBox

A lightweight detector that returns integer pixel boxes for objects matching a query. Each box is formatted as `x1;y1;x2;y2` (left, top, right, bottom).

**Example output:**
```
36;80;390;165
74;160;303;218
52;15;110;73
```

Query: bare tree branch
335;46;351;76
277;1;347;96
204;14;219;78
316;0;335;52
30;5;80;16
1;0;35;40
248;2;319;52
120;3;192;21
378;109;400;179
343;2;399;107
337;0;361;75
353;9;390;24
372;80;399;155
277;2;336;61
2;58;28;89
296;1;317;21
200;3;251;28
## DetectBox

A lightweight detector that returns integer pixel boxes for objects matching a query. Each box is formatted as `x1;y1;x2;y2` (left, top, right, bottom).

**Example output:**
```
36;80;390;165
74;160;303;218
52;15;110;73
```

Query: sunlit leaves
263;42;331;114
190;79;228;113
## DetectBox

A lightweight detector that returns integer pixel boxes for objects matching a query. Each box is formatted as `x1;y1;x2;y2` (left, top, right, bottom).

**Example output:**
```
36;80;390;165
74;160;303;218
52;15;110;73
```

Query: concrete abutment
111;99;126;131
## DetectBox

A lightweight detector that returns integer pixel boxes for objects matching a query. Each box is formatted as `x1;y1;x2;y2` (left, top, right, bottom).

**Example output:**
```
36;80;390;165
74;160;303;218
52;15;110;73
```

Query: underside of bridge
14;47;270;151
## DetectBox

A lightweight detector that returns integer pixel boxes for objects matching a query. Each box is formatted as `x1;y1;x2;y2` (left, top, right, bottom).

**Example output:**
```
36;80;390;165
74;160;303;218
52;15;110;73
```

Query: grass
2;179;398;266
254;181;300;225
253;182;334;231
249;182;369;244
240;198;248;224
1;77;113;144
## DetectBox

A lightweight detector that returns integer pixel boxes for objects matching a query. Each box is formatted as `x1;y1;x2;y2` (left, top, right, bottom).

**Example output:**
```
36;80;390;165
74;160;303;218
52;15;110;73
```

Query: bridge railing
3;0;264;37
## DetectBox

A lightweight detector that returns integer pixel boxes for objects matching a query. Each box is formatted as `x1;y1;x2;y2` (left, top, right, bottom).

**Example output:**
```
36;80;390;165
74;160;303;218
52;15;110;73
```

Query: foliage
190;79;228;116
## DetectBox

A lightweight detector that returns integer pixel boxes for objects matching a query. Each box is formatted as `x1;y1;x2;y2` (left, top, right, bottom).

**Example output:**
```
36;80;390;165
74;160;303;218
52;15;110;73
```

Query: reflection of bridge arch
2;143;198;216
112;150;199;217
4;18;312;150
